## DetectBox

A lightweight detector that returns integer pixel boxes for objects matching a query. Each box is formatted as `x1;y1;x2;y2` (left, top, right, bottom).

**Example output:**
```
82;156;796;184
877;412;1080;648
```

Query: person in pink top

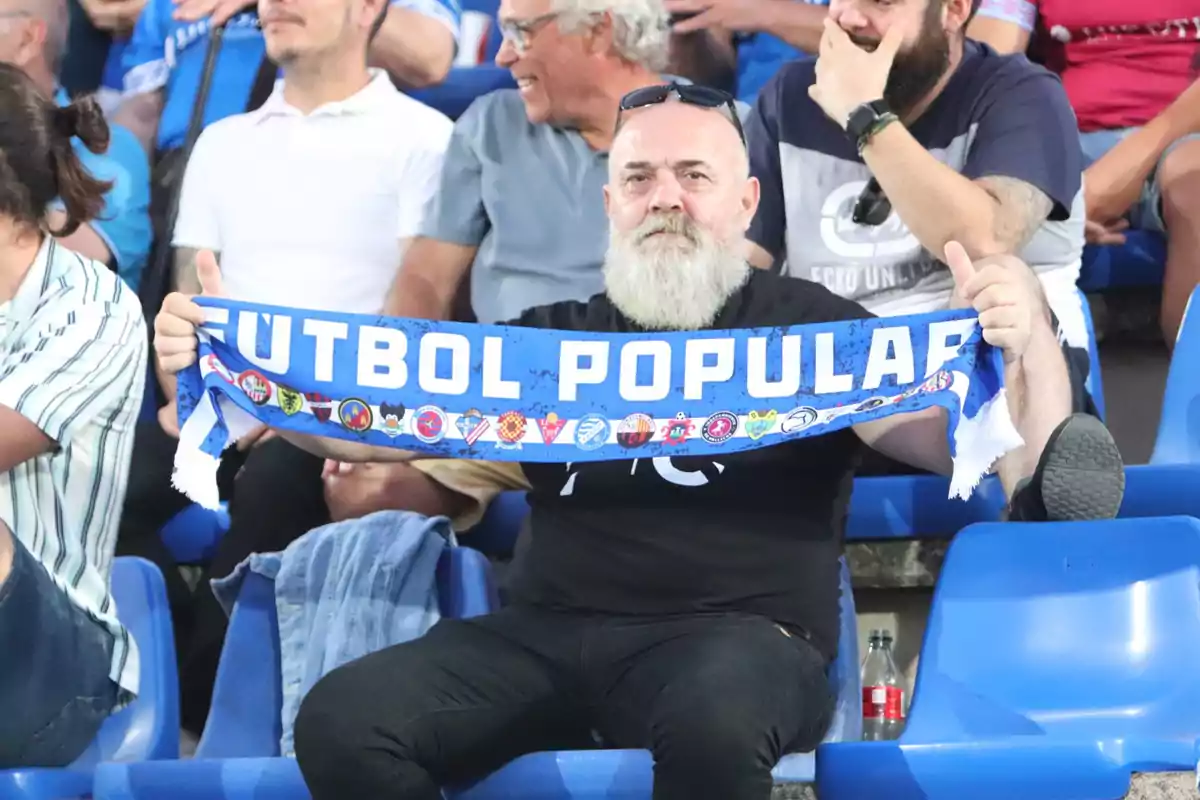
970;0;1200;349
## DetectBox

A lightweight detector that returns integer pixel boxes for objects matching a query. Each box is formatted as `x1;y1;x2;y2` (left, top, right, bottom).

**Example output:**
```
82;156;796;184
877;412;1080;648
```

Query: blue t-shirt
121;0;462;153
734;0;826;105
55;89;153;289
745;40;1083;314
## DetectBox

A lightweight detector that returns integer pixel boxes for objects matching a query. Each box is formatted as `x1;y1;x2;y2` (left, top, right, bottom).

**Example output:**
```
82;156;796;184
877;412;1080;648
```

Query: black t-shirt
508;270;875;662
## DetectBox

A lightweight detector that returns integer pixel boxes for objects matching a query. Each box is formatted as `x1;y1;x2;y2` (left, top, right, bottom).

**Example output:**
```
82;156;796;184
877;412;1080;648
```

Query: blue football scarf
173;298;1023;509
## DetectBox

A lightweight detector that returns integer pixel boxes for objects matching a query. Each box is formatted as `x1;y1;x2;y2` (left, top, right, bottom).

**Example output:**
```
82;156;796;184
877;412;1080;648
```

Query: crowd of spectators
0;0;1195;792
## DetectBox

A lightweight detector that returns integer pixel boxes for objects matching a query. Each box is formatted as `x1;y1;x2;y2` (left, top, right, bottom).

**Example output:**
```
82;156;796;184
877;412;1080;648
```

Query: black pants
294;605;834;800
115;421;330;734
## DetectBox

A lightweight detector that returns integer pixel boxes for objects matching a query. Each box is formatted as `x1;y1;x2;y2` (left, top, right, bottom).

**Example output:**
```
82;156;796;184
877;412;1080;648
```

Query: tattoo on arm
172;247;214;294
975;176;1054;253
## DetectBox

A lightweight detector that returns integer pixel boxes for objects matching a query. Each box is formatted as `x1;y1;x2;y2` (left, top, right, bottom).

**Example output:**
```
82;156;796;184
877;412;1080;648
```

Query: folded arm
370;5;455;88
861;122;1055;258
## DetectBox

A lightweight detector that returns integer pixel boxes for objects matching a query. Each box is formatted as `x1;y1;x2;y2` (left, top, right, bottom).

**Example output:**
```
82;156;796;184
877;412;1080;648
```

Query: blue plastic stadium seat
410;67;517;120
467;489;530;557
817;516;1200;800
139;362;157;425
1121;464;1200;518
159;503;231;564
92;544;496;800
408;0;516;119
451;557;861;799
847;475;1007;540
0;557;180;799
1150;285;1200;464
1077;287;1106;421
1077;230;1167;292
475;477;1010;548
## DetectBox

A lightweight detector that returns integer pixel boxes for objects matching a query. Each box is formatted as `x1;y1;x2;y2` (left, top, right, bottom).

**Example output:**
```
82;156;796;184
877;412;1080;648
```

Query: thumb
943;240;977;290
195;250;226;298
877;24;904;61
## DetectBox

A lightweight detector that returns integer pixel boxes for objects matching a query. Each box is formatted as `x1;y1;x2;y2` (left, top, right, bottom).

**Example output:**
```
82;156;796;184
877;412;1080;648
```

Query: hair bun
52;103;78;140
52;97;109;155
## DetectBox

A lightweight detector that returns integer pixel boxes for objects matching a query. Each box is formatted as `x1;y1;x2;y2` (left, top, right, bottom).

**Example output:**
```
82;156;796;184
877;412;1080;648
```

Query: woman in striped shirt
0;63;147;768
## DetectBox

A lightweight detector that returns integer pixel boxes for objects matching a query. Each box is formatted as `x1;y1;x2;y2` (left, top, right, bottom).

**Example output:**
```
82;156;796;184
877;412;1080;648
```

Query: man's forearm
49;213;114;266
369;8;454;89
384;270;455;319
861;122;1008;258
156;359;177;405
756;0;826;53
668;31;737;94
995;321;1072;496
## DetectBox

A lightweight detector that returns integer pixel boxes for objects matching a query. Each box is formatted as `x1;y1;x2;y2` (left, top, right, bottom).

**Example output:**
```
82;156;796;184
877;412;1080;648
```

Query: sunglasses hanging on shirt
852;178;893;227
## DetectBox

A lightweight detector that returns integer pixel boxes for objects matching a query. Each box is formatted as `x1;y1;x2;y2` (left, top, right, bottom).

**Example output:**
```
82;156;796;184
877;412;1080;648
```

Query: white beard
603;213;750;331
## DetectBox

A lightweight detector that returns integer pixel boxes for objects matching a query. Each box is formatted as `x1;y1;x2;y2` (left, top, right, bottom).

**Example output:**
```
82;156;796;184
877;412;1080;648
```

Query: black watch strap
845;100;893;149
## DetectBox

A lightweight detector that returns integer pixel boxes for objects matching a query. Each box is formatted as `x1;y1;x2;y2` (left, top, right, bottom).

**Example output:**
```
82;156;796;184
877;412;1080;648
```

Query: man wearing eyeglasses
743;0;1094;419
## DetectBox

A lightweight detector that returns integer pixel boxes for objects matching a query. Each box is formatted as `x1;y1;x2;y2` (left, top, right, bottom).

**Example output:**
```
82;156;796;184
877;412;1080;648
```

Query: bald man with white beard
153;86;1124;800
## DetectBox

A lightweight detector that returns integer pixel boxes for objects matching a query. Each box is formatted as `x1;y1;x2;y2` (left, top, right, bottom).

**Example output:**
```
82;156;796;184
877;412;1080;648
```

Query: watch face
847;105;878;136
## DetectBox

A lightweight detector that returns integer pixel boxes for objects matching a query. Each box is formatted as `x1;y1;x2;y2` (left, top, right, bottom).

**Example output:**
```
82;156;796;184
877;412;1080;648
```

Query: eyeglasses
497;11;561;53
852;178;892;227
617;83;746;146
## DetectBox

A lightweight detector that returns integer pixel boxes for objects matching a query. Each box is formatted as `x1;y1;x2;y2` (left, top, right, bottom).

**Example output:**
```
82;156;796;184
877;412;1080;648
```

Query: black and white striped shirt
0;238;147;700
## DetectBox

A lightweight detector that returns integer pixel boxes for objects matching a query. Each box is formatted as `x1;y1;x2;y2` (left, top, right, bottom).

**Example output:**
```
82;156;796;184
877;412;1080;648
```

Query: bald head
0;0;67;77
601;99;759;331
611;100;749;183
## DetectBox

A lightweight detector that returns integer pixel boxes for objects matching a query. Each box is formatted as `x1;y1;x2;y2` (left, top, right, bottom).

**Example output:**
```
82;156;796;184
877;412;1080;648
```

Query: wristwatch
845;100;898;153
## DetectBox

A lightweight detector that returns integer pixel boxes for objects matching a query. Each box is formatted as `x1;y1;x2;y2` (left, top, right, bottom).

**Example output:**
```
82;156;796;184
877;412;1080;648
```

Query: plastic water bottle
861;629;905;741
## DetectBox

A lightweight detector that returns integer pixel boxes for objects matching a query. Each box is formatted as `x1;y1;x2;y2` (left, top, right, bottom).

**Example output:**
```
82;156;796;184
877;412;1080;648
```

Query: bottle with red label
861;629;905;741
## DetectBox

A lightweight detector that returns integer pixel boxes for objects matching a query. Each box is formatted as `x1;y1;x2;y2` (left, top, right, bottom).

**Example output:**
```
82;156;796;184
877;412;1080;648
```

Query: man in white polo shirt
0;71;147;766
116;0;453;736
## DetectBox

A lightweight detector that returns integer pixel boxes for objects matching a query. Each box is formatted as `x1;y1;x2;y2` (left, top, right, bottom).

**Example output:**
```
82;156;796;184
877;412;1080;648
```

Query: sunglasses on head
617;83;746;146
852;178;892;227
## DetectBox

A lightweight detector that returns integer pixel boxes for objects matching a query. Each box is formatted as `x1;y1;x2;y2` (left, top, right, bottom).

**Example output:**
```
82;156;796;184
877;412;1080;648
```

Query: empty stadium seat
1120;464;1200;518
1077;287;1106;421
1150;285;1200;465
475;477;1011;548
451;558;862;798
159;503;231;564
0;557;180;799
817;516;1200;800
91;544;496;800
1077;230;1167;292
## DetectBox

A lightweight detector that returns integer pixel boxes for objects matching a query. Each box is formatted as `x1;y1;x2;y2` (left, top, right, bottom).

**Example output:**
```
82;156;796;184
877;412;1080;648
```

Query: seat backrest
196;545;498;759
1077;288;1106;421
470;490;529;557
76;557;179;766
1077;230;1167;292
195;569;284;758
1151;285;1200;464
824;558;862;742
908;517;1200;744
846;474;1007;540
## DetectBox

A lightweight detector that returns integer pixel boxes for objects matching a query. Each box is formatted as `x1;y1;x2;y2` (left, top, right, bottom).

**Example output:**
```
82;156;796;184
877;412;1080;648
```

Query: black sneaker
1006;414;1125;522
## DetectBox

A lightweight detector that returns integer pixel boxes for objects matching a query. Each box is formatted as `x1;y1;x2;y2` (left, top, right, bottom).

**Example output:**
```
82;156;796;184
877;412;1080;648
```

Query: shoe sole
1038;414;1126;521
